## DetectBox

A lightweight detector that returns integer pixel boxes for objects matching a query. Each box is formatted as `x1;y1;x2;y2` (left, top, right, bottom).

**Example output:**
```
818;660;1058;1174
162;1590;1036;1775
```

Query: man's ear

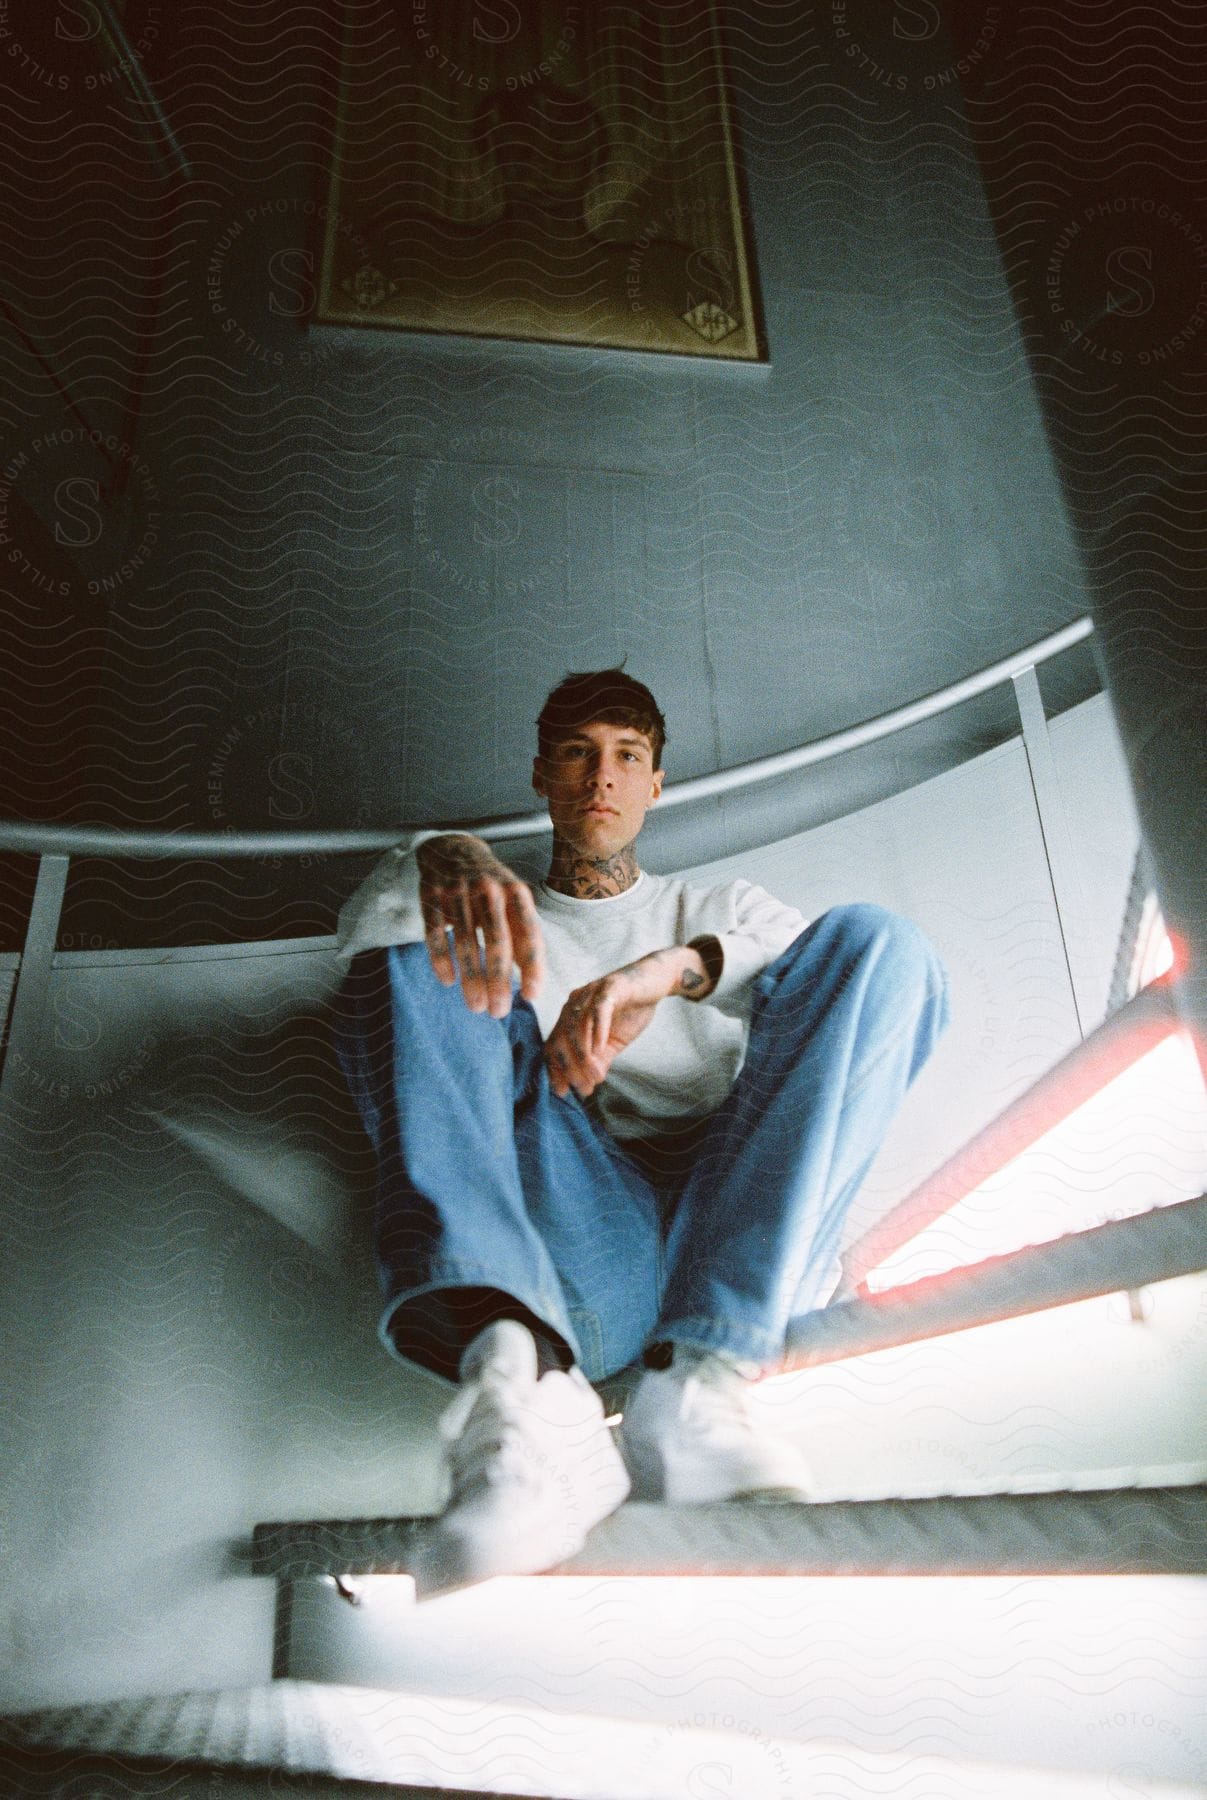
650;768;665;803
532;755;547;799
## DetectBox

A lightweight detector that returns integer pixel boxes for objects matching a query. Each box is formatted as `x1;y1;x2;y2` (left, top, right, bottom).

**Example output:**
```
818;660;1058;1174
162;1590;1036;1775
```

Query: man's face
532;721;664;859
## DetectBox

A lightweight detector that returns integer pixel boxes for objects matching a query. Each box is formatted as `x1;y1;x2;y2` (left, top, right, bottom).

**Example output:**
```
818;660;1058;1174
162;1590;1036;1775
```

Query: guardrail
0;618;1092;861
0;617;1097;1104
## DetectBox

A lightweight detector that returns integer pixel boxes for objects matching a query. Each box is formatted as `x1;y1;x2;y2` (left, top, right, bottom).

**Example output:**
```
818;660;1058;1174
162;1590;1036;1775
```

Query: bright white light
1150;928;1175;982
866;1030;1207;1289
324;1688;1207;1799
1130;894;1175;994
295;1575;1207;1798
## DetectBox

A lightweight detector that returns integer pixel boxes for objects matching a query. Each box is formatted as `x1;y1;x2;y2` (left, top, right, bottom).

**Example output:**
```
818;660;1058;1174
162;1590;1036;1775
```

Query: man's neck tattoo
546;837;640;898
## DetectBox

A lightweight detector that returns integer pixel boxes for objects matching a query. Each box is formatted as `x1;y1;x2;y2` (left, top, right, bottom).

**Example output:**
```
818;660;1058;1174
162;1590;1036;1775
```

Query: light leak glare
866;1029;1207;1289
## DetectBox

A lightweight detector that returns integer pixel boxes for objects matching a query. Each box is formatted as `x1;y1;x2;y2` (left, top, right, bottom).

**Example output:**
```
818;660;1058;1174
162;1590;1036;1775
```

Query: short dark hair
537;666;667;768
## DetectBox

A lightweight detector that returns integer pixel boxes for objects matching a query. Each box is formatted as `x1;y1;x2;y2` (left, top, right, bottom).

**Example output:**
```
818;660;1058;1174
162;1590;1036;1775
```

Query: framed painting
316;0;766;361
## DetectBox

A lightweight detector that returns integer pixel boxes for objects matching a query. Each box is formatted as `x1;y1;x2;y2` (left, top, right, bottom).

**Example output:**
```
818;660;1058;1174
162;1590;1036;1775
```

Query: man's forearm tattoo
646;945;713;998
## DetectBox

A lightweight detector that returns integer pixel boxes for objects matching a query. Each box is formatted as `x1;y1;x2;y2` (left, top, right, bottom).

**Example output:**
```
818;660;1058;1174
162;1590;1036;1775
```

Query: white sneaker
618;1347;815;1505
409;1320;631;1598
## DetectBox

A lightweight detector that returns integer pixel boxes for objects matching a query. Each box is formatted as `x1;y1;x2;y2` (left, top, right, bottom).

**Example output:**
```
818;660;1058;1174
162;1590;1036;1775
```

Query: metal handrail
0;619;1094;861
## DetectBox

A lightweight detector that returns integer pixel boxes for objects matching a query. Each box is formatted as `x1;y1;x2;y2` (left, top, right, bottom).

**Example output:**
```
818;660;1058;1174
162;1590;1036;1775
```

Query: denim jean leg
656;905;951;1365
331;944;663;1384
512;1074;667;1383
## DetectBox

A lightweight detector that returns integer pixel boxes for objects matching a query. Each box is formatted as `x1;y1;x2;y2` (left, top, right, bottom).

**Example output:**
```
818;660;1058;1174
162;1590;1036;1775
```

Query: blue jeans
332;905;950;1383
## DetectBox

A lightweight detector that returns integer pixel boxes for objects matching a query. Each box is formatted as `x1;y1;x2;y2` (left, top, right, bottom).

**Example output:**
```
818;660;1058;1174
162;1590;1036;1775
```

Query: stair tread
0;1682;538;1796
251;1484;1207;1578
6;1674;1205;1800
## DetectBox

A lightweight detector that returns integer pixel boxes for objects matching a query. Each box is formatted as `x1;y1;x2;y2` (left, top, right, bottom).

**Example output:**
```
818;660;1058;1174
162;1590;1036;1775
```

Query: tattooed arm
543;938;722;1101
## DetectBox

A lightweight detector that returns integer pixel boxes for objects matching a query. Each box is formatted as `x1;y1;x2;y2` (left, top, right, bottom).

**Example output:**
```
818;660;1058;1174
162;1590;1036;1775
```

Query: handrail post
0;854;70;1111
1012;665;1093;1041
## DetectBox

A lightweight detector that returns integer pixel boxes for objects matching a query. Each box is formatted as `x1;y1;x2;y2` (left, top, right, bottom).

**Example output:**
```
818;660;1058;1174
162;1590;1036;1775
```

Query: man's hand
544;944;715;1100
417;834;544;1017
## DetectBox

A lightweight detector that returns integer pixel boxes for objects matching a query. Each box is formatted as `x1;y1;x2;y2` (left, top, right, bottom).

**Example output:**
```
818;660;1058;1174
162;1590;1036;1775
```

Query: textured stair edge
0;1747;526;1800
5;1675;1207;1800
0;1683;564;1798
250;1485;1207;1579
784;1193;1207;1368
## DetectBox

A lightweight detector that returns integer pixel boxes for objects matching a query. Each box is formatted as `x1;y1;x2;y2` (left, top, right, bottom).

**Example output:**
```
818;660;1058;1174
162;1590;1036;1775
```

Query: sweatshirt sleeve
334;830;445;964
692;879;810;1017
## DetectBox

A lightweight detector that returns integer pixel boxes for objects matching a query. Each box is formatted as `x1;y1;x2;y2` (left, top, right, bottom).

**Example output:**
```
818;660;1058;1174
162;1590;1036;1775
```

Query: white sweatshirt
335;834;809;1141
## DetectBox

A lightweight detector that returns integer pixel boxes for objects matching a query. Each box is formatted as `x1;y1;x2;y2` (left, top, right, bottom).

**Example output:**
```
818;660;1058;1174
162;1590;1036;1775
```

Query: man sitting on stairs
332;667;949;1594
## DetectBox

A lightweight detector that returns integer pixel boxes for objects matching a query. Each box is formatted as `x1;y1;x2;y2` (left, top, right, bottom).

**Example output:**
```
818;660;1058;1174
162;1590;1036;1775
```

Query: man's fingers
577;1003;615;1094
547;1038;577;1098
551;1039;603;1099
592;993;615;1061
420;895;457;985
504;882;545;999
420;873;531;1018
446;884;488;1009
559;994;591;1066
474;882;515;1017
569;984;614;1065
545;992;608;1098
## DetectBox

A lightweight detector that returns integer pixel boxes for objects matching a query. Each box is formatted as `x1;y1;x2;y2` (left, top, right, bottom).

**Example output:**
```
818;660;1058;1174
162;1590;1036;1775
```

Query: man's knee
386;941;541;1047
339;943;429;1010
341;942;440;1024
388;941;487;1006
388;941;438;984
388;941;527;993
831;902;944;976
771;903;948;997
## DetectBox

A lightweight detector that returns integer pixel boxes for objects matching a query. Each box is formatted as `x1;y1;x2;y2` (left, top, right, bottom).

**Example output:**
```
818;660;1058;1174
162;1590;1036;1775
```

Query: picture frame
316;0;766;361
